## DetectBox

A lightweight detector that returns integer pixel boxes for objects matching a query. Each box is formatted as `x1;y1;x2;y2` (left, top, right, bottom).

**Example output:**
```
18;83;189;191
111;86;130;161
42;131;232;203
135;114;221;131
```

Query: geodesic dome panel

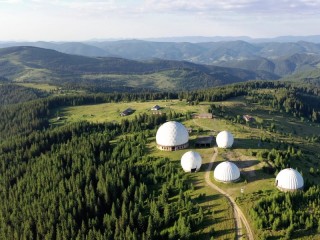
156;121;189;147
216;131;234;148
214;161;240;182
276;168;304;191
181;151;202;172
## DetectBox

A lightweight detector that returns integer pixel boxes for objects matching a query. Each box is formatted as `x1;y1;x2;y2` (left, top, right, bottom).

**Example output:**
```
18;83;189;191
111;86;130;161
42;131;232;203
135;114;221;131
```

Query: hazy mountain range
1;39;320;77
1;37;320;91
144;35;320;43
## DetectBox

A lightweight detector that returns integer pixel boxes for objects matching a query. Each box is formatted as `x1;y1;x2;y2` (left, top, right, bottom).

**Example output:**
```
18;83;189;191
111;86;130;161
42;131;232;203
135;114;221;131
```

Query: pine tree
164;204;170;225
146;216;153;240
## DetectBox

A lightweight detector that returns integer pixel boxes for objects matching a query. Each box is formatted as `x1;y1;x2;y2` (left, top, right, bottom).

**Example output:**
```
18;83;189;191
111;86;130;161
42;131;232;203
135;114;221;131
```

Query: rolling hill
0;40;320;79
0;46;278;92
281;68;320;86
216;53;320;76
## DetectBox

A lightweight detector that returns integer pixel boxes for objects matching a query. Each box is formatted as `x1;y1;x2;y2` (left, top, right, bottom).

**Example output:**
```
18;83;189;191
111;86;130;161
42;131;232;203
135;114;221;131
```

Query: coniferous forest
0;119;204;239
0;81;320;239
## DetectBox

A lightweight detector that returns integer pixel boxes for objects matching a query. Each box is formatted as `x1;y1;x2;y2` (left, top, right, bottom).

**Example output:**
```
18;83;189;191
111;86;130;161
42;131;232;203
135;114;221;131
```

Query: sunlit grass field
16;82;58;91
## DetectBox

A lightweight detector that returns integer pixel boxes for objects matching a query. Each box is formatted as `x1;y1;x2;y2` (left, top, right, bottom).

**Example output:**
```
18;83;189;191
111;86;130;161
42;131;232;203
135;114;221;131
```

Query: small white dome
156;121;189;147
276;168;304;191
214;161;240;182
216;131;234;148
181;151;202;172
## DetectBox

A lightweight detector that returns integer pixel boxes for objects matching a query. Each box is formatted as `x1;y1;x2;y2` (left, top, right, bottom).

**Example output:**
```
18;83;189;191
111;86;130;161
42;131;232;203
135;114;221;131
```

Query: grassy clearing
50;96;320;239
81;69;194;90
15;82;58;91
14;67;56;83
51;101;164;125
50;100;212;126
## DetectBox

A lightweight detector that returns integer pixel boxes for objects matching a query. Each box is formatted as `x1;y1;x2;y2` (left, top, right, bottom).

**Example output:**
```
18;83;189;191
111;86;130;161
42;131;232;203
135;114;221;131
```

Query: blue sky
0;0;320;41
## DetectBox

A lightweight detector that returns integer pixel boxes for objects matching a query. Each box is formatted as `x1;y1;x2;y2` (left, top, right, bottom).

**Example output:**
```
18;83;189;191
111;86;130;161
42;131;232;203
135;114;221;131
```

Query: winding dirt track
205;148;255;240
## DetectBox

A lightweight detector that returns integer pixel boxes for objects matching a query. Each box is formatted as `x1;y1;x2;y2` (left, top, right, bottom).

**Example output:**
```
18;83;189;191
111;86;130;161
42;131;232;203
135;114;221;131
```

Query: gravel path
204;148;254;240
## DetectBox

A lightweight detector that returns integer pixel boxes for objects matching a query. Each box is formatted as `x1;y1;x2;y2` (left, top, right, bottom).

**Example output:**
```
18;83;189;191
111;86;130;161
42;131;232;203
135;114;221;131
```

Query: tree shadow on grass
212;228;237;239
291;228;320;240
237;160;260;168
233;138;272;150
194;193;222;205
197;162;214;173
242;168;275;182
198;160;259;172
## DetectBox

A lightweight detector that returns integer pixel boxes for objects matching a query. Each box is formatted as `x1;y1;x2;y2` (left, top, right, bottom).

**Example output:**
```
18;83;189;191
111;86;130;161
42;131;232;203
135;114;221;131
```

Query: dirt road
205;148;255;240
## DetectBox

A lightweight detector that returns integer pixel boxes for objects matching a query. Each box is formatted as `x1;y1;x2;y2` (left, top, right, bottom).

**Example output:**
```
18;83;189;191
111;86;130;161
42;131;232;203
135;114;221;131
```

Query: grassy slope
16;82;59;91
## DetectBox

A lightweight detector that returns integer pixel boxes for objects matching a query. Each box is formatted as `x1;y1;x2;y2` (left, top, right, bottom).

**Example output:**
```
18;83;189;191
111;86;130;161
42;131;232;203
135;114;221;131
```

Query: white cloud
1;0;320;41
56;0;118;11
141;0;320;15
0;0;22;3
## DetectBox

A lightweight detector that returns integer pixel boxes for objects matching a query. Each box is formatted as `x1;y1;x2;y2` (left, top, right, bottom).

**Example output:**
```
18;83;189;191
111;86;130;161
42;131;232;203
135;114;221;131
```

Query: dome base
183;167;200;173
214;177;240;183
157;142;189;151
276;186;303;192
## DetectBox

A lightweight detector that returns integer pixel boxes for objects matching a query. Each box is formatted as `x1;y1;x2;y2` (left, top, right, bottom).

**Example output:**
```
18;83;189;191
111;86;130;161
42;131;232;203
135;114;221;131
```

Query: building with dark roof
120;108;134;116
195;135;214;147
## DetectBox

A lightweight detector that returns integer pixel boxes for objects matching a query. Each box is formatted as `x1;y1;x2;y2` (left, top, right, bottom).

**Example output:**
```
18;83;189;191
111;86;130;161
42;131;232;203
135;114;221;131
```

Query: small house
120;108;134;117
151;105;161;111
243;115;255;122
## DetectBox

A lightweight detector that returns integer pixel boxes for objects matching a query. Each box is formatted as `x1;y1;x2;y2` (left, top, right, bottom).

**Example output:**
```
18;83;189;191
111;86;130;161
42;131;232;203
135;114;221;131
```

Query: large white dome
181;151;202;172
214;161;240;182
216;131;234;148
156;121;189;148
276;168;304;191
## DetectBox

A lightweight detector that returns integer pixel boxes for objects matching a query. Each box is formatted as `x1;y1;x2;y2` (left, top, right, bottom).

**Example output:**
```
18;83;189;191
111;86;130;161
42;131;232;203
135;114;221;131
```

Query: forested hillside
1;41;320;87
0;46;279;92
217;53;320;77
282;68;320;86
0;84;47;105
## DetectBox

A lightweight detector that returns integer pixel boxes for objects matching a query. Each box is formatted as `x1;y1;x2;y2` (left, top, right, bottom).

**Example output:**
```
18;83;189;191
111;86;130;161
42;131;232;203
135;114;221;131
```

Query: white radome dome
214;161;240;182
276;168;304;191
156;121;189;147
216;131;234;148
181;151;202;172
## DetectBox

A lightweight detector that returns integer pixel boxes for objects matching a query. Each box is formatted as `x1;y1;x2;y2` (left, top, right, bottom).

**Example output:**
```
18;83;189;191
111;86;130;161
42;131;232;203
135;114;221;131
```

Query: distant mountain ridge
1;40;320;78
145;35;320;43
85;35;320;43
0;46;278;92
